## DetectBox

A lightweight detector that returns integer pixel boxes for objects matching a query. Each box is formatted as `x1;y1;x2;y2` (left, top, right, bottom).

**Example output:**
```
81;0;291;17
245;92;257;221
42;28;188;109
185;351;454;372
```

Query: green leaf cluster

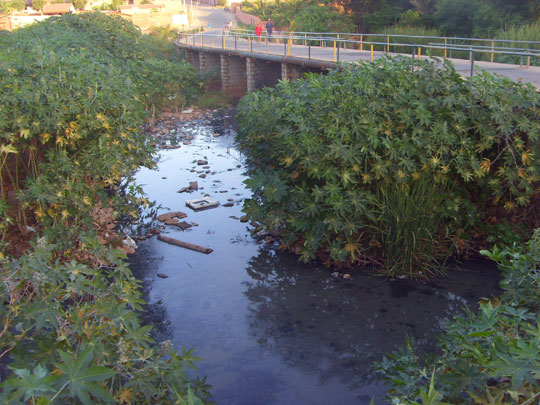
376;229;540;404
0;236;211;403
0;14;209;403
236;57;540;276
0;12;198;230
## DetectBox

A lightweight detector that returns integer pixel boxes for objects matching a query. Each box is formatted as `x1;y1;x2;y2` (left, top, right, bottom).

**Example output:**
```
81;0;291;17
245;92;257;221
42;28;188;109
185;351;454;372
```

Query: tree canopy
241;0;540;35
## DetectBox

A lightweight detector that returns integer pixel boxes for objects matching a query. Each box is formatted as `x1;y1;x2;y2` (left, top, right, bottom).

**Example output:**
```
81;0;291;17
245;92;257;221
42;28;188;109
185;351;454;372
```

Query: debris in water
176;221;193;230
157;273;169;279
240;216;249;223
199;174;206;179
157;211;188;222
223;202;234;207
343;274;351;280
197;160;208;165
186;197;219;211
157;234;213;254
189;181;198;190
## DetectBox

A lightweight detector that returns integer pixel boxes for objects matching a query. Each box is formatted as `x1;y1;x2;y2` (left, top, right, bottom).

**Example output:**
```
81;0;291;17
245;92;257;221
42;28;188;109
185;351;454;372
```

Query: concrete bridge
176;31;540;99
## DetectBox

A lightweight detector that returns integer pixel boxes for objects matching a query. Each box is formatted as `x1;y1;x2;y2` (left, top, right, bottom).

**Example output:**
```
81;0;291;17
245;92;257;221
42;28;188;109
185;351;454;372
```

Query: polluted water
129;110;501;404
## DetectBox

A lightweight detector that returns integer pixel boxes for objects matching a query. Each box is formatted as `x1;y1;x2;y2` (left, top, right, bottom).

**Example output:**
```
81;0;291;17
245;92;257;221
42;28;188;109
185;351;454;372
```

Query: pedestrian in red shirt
255;23;263;43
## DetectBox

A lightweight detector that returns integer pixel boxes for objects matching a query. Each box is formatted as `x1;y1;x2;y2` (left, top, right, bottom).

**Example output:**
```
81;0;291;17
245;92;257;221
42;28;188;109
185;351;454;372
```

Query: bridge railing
226;28;540;66
177;31;540;75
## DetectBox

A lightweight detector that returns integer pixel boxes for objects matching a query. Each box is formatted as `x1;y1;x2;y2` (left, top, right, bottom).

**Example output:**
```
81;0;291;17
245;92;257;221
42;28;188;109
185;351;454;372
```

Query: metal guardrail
177;30;539;76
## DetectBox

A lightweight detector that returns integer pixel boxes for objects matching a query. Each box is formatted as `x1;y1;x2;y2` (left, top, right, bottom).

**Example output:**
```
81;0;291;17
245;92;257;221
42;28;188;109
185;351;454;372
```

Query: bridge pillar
184;50;200;72
247;58;281;92
281;63;304;81
247;58;259;93
221;54;247;99
199;52;221;74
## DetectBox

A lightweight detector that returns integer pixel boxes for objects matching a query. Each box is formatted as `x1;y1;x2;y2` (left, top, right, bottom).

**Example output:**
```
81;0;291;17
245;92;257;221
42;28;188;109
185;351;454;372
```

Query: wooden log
157;234;213;254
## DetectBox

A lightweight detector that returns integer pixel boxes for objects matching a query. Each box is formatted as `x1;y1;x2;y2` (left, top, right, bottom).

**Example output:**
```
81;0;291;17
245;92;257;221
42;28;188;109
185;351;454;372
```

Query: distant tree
434;0;479;37
410;0;435;14
339;0;410;32
73;0;87;8
0;0;25;13
291;4;354;32
32;0;46;10
472;2;502;37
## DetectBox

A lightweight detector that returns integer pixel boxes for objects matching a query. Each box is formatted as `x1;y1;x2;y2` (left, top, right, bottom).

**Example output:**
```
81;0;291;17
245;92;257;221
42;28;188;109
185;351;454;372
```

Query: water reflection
129;111;502;404
243;247;500;392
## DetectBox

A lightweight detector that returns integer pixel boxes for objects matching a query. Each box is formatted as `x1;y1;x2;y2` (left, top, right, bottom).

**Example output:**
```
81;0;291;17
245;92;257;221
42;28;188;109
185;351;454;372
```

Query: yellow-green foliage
236;57;540;276
0;13;209;403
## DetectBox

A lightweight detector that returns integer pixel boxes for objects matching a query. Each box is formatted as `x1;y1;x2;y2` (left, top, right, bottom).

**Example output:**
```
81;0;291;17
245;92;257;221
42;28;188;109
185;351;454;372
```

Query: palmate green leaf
175;386;203;405
489;353;536;390
57;347;116;404
8;365;59;402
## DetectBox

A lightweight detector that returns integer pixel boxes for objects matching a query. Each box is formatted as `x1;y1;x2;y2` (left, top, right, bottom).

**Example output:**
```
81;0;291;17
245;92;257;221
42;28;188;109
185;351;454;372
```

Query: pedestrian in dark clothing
265;19;274;37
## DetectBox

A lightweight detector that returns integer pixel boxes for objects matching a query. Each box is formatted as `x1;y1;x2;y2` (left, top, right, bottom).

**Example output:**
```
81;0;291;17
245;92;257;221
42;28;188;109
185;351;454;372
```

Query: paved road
190;4;236;31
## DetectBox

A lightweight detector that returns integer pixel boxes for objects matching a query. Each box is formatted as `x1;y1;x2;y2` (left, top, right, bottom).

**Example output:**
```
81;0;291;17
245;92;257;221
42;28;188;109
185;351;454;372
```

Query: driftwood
157;234;213;254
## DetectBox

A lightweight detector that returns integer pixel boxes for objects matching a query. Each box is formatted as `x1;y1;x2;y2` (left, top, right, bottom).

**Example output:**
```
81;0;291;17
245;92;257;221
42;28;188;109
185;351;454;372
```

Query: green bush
32;0;46;11
376;229;540;403
0;13;208;403
235;57;540;276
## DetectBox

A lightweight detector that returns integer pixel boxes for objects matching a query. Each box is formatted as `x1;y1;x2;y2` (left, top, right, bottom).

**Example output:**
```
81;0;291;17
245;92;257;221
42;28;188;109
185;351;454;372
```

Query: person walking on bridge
265;18;274;38
255;22;263;43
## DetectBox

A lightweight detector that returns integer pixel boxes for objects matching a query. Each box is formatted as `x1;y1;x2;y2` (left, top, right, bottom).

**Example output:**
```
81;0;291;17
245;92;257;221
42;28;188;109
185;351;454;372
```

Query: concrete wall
221;54;247;98
184;50;200;72
200;52;221;74
232;4;259;26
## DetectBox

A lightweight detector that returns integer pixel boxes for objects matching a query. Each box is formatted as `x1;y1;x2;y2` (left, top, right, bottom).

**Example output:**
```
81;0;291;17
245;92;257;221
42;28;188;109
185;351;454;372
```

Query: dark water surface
130;112;501;404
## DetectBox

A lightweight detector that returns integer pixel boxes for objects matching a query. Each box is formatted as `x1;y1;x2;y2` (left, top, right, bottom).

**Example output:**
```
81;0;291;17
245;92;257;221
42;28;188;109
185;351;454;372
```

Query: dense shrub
236;57;539;276
376;229;540;403
0;13;209;403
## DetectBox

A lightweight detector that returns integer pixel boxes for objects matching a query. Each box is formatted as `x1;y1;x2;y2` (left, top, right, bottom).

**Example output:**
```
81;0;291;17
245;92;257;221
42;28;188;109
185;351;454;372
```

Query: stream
129;110;501;404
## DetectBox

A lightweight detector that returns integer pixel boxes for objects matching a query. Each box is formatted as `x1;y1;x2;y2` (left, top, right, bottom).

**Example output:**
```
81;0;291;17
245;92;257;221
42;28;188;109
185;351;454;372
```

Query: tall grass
374;176;452;279
494;21;540;66
497;21;540;43
378;25;444;56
